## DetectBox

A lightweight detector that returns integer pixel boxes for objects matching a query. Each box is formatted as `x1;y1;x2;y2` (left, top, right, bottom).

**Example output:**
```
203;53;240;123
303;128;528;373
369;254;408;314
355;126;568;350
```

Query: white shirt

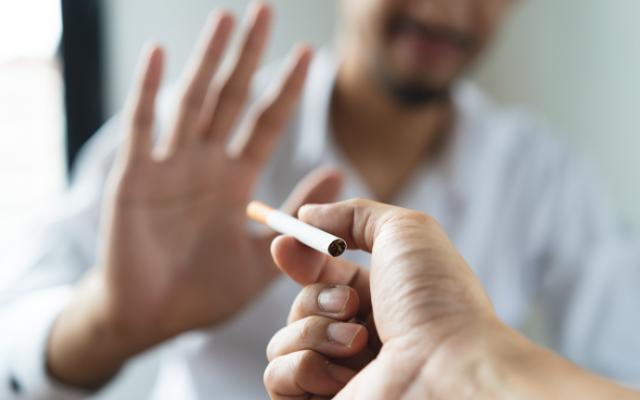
1;49;640;399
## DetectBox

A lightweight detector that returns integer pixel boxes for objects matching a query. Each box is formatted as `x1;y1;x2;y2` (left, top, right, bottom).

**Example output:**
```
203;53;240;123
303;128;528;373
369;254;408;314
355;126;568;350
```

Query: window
0;1;65;282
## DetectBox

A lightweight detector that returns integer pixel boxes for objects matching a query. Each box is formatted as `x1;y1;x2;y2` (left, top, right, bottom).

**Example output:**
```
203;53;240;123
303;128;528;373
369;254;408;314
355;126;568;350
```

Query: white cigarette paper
246;201;347;257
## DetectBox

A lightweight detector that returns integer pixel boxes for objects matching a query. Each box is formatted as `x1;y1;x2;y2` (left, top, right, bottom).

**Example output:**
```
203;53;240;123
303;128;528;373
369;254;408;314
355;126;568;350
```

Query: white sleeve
0;118;123;399
528;148;640;388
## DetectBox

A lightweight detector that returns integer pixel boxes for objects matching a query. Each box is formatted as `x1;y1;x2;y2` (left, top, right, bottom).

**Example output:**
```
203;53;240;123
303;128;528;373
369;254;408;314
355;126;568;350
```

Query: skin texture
264;200;640;400
46;4;345;389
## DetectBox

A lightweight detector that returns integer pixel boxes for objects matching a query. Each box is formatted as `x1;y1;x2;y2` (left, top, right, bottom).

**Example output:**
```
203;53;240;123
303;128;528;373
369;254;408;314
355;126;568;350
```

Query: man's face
341;0;512;104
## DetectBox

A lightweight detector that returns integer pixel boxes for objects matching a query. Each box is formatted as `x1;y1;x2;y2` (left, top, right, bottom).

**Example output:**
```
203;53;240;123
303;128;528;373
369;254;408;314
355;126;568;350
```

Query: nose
406;0;469;27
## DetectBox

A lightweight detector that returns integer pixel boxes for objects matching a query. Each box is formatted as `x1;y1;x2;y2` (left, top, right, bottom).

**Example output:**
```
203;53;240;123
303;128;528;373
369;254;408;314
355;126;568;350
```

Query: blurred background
0;0;638;398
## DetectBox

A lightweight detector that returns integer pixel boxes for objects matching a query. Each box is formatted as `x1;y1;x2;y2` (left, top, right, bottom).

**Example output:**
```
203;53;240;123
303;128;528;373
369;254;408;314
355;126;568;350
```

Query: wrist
45;272;144;390
439;318;555;400
415;316;533;400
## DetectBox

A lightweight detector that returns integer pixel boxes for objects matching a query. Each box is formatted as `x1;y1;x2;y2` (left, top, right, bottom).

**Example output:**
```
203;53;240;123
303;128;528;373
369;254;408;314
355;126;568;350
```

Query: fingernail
326;361;356;384
318;286;350;313
327;323;361;347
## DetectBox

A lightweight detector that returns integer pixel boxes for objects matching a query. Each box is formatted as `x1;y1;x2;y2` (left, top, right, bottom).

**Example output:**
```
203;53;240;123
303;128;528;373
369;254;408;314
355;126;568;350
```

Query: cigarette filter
246;201;347;257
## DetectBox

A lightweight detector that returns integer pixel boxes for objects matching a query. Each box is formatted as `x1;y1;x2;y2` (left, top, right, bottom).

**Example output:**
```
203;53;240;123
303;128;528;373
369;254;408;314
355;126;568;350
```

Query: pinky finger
124;44;165;160
264;350;356;400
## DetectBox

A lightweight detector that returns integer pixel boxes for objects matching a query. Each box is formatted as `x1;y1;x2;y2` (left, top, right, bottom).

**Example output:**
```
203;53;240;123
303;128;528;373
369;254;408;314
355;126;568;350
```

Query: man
264;199;640;399
1;0;639;399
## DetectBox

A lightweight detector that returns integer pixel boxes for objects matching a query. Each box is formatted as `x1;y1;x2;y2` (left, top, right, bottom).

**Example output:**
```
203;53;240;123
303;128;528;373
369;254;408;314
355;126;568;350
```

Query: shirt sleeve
0;118;123;399
528;145;640;388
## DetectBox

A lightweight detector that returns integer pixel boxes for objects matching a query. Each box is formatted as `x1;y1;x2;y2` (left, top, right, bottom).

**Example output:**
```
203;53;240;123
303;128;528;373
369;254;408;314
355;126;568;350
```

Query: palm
107;147;261;330
97;8;340;342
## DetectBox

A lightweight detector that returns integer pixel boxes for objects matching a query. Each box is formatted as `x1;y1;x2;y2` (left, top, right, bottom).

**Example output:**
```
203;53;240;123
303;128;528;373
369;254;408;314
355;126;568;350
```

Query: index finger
228;45;312;166
124;45;165;159
271;235;371;316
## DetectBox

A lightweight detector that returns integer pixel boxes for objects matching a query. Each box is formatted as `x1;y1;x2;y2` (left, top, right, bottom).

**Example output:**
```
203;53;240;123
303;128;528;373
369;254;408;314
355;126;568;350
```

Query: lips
387;17;472;66
398;26;463;61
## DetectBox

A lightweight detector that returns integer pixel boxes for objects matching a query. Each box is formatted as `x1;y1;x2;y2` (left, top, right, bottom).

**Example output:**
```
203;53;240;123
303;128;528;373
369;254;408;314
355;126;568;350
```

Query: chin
389;64;458;91
368;51;463;106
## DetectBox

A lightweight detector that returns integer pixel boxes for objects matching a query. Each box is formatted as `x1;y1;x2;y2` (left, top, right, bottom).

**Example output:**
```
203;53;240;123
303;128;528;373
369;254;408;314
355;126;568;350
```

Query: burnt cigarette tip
328;239;347;257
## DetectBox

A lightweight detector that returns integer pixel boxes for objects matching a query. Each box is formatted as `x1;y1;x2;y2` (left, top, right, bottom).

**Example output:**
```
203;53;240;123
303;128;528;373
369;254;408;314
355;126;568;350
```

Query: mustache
387;16;475;51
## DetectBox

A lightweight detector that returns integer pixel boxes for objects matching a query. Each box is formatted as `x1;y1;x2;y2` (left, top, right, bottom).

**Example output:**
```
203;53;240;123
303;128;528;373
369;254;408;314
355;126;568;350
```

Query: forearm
502;344;638;399
414;319;639;400
479;328;639;400
46;274;142;390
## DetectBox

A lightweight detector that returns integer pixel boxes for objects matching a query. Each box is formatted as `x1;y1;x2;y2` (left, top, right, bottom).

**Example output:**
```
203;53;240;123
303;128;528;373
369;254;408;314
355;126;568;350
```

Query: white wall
104;0;338;114
473;0;640;227
99;1;640;398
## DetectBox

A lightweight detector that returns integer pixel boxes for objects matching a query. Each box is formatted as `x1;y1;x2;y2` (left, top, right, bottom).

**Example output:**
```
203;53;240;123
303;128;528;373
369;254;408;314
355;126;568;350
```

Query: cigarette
246;201;347;257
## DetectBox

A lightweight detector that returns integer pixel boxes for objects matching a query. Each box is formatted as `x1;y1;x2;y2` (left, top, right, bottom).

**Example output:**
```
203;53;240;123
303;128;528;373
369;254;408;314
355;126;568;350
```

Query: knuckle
263;361;278;389
306;282;331;297
289;286;319;324
288;291;306;324
302;283;327;303
349;198;371;208
179;86;202;110
219;83;248;106
298;317;320;343
383;207;435;228
295;350;321;379
131;109;152;128
265;334;279;361
405;210;437;226
255;106;281;133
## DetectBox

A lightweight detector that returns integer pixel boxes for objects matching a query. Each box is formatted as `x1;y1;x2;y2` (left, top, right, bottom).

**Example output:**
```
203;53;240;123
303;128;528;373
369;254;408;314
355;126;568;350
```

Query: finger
267;316;367;362
161;11;234;153
264;350;356;399
124;45;164;159
251;167;343;277
271;236;371;316
207;2;272;143
287;284;359;324
298;199;414;252
229;44;312;167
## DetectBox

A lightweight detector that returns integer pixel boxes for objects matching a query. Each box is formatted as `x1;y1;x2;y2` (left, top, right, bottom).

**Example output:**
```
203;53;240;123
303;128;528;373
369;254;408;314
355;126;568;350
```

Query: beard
372;59;450;107
369;15;475;107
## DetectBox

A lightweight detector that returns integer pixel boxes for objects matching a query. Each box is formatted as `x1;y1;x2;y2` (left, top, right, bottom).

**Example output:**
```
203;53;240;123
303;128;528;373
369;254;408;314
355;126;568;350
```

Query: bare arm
264;199;640;399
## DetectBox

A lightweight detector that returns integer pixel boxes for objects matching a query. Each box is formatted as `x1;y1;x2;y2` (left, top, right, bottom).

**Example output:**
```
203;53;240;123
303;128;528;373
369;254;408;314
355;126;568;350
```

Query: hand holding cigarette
247;201;347;257
264;199;639;400
264;199;497;399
